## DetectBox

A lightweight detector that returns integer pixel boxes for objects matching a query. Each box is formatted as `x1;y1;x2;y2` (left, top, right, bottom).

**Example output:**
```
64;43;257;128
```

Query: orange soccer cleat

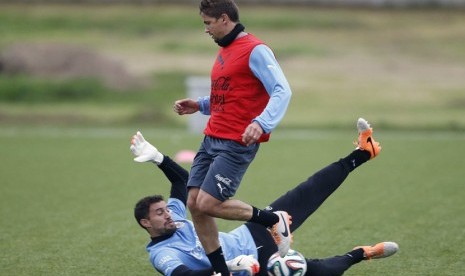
354;241;399;260
355;118;381;159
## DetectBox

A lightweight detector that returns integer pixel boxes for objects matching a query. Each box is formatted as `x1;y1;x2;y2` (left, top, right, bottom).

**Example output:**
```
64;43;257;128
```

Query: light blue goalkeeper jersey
147;198;258;276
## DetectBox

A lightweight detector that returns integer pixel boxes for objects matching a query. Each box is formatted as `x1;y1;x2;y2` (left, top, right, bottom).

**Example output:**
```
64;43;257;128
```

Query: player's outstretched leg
305;241;399;275
354;241;399;260
265;118;382;233
355;118;381;159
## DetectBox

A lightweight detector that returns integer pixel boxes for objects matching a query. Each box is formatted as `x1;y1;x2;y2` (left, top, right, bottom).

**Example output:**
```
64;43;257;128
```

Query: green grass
1;126;464;275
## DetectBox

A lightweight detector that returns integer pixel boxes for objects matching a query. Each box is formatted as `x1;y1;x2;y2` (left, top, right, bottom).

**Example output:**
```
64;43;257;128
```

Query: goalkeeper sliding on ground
130;118;398;276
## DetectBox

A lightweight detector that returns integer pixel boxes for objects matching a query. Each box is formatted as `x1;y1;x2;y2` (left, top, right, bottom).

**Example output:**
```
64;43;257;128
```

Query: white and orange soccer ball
267;249;307;276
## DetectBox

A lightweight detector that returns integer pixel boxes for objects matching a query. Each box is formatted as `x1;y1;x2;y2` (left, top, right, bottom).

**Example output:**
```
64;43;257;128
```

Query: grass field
1;126;464;275
1;3;465;276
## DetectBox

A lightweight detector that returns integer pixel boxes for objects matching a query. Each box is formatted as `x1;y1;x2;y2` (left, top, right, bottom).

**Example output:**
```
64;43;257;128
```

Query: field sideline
1;126;464;275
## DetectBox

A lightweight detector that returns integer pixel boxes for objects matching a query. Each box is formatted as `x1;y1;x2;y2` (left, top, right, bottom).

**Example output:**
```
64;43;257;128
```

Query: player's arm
171;265;214;276
172;254;259;276
173;96;211;116
157;155;188;205
249;44;292;134
130;131;188;204
151;250;215;276
197;96;211;115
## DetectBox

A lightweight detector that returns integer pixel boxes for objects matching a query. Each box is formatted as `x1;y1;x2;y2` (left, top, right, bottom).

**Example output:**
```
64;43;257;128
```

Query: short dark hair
134;195;164;229
199;0;240;22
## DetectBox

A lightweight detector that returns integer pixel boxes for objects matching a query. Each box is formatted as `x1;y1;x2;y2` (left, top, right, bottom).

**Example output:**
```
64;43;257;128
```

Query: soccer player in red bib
173;1;293;275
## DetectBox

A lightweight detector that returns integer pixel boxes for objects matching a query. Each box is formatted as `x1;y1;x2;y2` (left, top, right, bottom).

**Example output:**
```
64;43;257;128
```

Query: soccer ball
267;249;307;276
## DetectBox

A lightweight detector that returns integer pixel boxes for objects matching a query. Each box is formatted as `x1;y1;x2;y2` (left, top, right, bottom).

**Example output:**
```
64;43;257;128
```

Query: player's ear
220;13;228;23
140;219;151;229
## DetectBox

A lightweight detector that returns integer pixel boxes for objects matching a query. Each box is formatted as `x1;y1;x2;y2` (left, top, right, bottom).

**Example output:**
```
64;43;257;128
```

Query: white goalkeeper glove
226;255;260;276
130;131;164;164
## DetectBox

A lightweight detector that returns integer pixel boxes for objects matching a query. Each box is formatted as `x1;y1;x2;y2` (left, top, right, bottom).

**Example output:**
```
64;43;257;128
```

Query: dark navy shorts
187;136;259;201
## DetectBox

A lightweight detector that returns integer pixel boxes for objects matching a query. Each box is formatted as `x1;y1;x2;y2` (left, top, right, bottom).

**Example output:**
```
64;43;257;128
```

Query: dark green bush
0;76;107;102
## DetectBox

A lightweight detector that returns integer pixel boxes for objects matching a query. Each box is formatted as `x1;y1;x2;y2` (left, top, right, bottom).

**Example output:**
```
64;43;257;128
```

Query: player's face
201;13;228;41
143;201;176;236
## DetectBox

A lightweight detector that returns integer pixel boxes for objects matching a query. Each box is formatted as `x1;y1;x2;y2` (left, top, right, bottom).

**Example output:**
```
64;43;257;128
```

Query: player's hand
226;255;260;276
130;131;160;163
241;121;263;146
173;98;199;115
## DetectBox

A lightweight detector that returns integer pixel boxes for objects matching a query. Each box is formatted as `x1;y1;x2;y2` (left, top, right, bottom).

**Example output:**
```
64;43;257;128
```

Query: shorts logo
215;174;232;185
217;183;227;195
215;174;231;197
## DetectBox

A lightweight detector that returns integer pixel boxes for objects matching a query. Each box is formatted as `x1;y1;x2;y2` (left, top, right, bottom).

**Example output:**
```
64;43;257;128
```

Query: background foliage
0;4;464;130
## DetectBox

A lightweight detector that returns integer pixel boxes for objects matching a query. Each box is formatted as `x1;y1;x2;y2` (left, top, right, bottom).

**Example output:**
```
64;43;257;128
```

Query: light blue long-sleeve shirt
197;44;292;134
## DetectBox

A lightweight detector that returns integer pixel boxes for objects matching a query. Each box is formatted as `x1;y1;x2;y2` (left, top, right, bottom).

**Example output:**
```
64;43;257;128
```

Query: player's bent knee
197;199;222;216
